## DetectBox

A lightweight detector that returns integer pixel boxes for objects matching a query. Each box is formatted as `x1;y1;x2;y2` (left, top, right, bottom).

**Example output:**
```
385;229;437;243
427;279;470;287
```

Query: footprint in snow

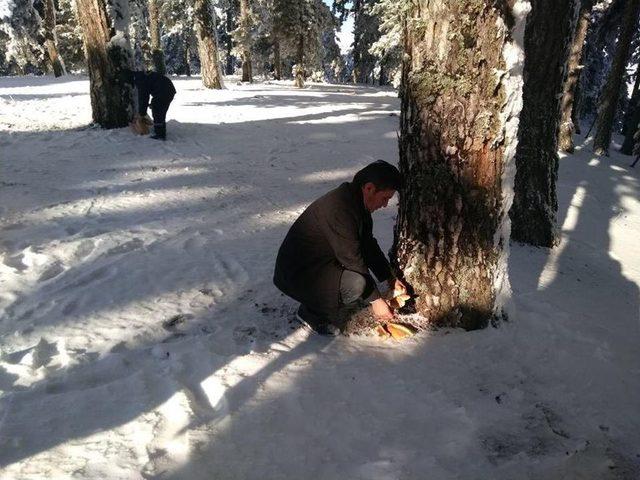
106;238;144;256
38;261;65;282
73;239;96;260
3;253;28;272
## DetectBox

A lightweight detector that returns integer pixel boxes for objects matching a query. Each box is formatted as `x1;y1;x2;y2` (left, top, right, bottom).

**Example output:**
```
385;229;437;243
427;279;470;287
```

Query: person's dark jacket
132;72;176;116
273;182;392;316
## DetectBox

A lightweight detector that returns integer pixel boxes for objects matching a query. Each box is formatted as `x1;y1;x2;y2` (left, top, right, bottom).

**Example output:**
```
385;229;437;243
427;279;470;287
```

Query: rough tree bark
558;0;594;153
510;0;578;248
620;68;640;155
193;0;224;89
76;0;133;128
148;0;166;74
593;0;640;155
393;1;529;330
239;0;253;82
43;0;66;77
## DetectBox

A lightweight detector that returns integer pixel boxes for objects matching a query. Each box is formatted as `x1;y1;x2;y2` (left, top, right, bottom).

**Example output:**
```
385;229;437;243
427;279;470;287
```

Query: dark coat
273;182;392;315
133;72;176;116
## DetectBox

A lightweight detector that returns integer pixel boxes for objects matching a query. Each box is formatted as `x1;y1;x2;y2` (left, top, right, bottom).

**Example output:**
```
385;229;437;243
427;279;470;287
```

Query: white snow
1;75;639;479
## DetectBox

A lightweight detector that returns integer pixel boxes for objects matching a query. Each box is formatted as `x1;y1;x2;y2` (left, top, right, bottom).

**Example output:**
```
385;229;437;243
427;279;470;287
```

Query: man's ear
362;182;376;194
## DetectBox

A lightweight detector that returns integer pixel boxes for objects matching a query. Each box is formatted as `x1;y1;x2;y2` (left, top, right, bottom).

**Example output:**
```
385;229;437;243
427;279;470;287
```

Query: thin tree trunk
76;0;133;128
184;34;191;76
193;0;223;89
225;7;235;75
148;0;166;74
593;0;640;155
620;68;640;154
559;0;594;153
393;1;529;330
510;0;578;248
43;0;66;77
572;77;582;134
239;0;252;82
294;34;304;88
273;35;282;80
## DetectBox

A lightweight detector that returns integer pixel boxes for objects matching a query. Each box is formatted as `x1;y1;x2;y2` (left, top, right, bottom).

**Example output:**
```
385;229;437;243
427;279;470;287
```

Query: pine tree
578;0;625;124
193;0;224;88
0;0;46;74
621;63;640;155
593;0;640;155
234;0;254;81
43;0;67;76
351;0;379;84
272;0;333;87
76;0;134;128
558;0;595;153
394;1;529;330
148;0;166;73
510;0;578;248
56;0;86;73
160;0;196;75
369;0;406;87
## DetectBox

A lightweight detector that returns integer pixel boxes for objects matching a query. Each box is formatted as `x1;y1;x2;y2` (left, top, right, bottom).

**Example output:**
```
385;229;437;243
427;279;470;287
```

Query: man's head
352;160;401;212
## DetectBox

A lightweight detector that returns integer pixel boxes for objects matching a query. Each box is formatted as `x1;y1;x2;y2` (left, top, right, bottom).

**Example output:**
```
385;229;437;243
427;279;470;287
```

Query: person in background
124;70;176;140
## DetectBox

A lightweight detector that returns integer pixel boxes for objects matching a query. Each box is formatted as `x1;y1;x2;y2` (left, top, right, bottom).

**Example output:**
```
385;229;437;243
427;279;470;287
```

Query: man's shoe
150;134;166;141
296;305;339;336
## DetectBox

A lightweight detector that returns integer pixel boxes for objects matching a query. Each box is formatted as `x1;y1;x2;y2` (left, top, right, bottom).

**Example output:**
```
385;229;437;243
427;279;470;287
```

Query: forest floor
0;75;639;479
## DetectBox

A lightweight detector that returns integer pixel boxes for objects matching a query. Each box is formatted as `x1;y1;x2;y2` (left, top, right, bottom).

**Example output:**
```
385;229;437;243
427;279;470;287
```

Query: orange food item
375;325;391;338
386;322;415;340
387;294;411;309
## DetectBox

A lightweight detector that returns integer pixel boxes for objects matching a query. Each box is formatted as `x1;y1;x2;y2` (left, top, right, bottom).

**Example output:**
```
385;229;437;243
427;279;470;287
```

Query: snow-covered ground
0;75;639;479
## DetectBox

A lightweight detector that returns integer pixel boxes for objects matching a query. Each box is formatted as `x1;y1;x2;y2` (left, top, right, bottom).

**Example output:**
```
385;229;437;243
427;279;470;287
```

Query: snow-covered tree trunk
239;0;252;82
593;0;640;156
510;0;578;248
621;68;640;155
148;0;166;73
393;0;529;330
558;0;594;153
43;0;67;76
76;0;134;128
193;0;224;89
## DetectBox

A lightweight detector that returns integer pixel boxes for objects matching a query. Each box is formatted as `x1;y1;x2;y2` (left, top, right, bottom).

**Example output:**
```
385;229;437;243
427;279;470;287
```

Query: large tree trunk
239;0;252;82
148;0;166;74
593;0;640;155
510;0;578;248
76;0;133;128
393;1;529;330
620;68;640;155
193;0;224;89
43;0;66;77
558;0;594;153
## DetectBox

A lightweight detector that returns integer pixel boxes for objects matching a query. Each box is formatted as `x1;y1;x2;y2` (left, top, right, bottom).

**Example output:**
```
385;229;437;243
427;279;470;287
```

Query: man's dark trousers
151;93;174;139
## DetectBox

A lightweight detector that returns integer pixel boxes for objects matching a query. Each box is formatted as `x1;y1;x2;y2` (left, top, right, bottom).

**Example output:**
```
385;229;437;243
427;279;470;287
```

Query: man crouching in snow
123;70;176;140
273;160;407;336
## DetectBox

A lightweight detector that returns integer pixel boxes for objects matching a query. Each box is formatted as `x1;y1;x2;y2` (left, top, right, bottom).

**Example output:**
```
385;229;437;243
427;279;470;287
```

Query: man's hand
388;278;407;297
371;298;394;322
